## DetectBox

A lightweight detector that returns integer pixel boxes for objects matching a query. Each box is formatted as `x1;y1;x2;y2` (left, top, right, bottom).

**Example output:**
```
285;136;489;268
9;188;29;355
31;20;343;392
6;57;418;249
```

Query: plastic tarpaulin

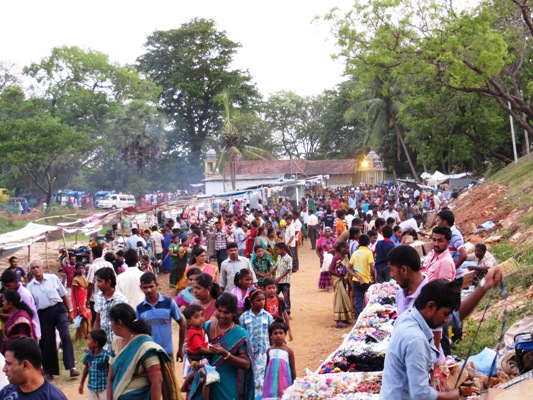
0;222;97;257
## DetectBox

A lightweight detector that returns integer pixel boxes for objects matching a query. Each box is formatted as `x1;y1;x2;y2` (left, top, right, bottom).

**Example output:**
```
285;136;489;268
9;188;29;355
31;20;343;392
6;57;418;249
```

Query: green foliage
215;90;275;190
325;0;533;173
108;100;166;175
137;18;259;171
0;115;92;202
264;90;341;159
25;46;159;136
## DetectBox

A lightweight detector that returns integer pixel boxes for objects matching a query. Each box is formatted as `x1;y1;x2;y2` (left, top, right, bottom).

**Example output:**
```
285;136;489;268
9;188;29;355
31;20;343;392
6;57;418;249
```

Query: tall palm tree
345;78;420;181
216;90;276;190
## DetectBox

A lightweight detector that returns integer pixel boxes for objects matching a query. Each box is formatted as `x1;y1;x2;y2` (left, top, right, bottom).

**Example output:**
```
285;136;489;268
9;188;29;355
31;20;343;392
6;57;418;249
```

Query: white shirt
308;214;318;226
345;214;355;228
234;227;246;251
300;210;309;224
86;257;115;301
382;209;401;224
0;354;8;389
125;234;146;250
293;218;302;232
151;230;164;254
399;218;420;233
285;223;296;247
116;267;145;308
220;257;257;292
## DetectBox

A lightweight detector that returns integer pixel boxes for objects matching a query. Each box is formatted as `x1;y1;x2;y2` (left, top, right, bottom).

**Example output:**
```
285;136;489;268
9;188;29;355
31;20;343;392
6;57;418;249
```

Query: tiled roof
233;159;358;176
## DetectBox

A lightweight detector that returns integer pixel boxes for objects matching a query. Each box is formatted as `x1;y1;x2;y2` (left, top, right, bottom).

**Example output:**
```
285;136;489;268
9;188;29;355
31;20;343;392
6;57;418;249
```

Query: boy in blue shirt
80;329;109;400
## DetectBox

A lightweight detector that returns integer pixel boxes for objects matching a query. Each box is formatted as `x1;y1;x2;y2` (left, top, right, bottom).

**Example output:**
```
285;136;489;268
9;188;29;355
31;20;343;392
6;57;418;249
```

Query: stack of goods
317;282;398;375
281;372;382;400
281;283;398;400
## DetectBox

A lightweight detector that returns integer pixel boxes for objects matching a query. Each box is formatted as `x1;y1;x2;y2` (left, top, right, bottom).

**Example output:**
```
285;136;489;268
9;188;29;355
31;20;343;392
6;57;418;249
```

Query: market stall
282;283;399;399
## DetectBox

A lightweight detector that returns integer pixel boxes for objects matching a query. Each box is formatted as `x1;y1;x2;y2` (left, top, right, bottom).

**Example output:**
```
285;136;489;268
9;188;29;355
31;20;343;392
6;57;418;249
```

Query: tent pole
61;229;69;261
45;234;49;269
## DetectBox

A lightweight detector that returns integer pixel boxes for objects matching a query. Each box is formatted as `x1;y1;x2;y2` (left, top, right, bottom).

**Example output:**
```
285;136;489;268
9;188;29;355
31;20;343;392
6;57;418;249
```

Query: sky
1;0;354;97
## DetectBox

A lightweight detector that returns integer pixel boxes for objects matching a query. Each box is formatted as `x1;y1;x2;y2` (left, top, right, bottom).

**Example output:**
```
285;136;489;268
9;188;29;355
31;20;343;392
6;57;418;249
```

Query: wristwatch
479;278;489;291
68;308;74;313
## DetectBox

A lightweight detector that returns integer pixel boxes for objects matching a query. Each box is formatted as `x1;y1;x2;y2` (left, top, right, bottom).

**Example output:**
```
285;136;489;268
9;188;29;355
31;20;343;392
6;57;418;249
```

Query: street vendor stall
282;283;399;400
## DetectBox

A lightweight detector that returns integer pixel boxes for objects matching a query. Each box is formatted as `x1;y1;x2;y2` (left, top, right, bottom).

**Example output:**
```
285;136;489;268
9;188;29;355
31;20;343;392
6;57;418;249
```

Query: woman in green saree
107;303;180;400
188;292;254;400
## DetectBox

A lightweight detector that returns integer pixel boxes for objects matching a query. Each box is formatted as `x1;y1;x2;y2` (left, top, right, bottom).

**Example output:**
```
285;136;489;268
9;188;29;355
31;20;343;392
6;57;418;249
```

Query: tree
109;100;166;175
0;116;92;203
400;83;513;172
0;61;21;93
216;90;275;190
25;46;158;132
314;82;366;160
137;18;259;172
264;91;331;159
326;0;533;163
344;78;420;181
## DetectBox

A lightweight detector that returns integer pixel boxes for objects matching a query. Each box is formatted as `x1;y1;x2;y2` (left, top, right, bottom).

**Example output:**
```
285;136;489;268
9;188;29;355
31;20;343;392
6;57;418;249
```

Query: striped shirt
450;226;464;280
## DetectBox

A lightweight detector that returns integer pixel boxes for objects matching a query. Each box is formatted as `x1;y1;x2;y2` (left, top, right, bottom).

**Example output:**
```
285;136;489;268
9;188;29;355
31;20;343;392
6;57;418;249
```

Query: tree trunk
392;118;420;181
230;156;236;191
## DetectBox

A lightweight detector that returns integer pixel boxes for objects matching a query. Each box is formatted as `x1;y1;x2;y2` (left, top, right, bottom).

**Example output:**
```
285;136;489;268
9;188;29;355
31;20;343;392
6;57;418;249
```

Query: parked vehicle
97;194;136;209
94;190;116;207
58;246;91;266
0;188;9;201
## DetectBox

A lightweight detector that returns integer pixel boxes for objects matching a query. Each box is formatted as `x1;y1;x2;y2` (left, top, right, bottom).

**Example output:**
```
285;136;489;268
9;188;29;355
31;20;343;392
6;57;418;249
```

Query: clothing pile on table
281;283;398;400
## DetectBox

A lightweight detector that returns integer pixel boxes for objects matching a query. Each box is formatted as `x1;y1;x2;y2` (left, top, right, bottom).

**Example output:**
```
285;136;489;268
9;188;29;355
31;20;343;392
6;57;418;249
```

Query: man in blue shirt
136;272;186;362
380;280;461;400
374;226;396;283
0;338;67;399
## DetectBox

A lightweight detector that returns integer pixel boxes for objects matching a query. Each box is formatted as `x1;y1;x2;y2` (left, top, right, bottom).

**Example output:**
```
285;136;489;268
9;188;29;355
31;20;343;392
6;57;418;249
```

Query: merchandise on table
283;283;398;399
281;372;382;400
317;283;399;375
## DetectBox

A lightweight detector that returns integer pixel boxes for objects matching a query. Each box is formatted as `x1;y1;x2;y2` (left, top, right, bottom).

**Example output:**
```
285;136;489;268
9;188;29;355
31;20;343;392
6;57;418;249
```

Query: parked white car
97;194;136;209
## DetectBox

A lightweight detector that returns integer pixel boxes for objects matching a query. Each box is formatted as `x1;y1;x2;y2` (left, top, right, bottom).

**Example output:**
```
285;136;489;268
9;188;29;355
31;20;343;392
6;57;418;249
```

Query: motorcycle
58;246;91;267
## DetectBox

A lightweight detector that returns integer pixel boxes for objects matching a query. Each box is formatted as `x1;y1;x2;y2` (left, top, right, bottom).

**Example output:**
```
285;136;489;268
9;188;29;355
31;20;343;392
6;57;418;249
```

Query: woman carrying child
188;293;254;400
262;322;296;400
176;268;201;309
239;289;273;400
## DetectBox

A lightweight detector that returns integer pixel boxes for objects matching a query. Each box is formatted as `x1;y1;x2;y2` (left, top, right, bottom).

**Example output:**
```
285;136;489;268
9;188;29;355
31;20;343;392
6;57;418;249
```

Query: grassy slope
453;157;533;358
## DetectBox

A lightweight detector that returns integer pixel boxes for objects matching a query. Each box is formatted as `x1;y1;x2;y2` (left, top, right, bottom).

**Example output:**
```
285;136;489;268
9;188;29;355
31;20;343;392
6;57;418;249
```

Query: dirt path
52;240;352;396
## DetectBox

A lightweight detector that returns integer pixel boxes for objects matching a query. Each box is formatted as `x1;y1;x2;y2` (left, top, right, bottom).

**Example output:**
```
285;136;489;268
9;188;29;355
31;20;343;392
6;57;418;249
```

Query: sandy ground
6;239;352;397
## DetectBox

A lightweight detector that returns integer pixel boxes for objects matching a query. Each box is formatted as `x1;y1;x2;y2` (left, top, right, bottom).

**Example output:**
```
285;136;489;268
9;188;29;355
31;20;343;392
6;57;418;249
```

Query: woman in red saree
72;262;91;340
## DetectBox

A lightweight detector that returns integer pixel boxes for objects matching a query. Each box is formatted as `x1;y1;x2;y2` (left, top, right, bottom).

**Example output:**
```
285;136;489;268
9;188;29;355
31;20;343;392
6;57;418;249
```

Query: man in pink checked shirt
424;226;456;283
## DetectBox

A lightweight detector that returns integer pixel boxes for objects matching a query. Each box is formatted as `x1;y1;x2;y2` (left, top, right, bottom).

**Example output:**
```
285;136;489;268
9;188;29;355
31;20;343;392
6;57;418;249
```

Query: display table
282;283;399;399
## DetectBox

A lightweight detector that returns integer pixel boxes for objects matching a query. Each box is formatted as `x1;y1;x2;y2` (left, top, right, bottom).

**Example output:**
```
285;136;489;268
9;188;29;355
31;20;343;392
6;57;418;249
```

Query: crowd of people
0;183;501;399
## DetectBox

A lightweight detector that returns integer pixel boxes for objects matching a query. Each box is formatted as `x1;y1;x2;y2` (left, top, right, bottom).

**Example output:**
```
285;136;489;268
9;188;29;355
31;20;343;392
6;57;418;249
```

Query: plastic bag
199;363;220;385
72;315;83;329
465;347;498;376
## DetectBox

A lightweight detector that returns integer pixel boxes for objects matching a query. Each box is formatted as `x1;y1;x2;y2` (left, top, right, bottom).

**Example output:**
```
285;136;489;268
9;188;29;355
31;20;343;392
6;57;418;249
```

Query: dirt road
50;240;352;396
